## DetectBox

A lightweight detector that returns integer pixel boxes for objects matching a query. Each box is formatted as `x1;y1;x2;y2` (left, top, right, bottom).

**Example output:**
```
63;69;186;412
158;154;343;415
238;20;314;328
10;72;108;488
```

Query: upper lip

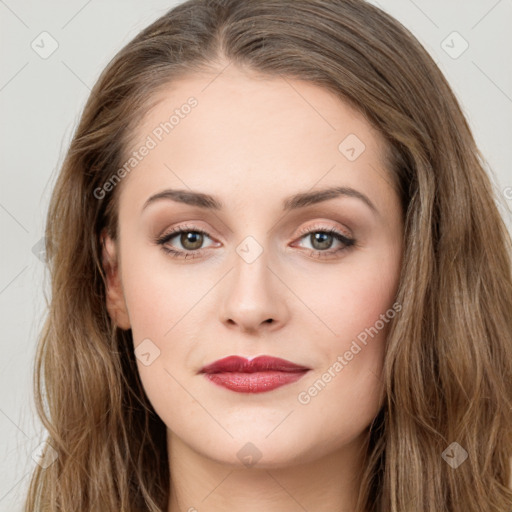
199;355;310;374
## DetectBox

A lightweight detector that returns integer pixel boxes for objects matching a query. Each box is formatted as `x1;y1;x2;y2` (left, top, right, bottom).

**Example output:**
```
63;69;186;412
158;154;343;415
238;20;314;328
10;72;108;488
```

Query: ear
100;230;131;330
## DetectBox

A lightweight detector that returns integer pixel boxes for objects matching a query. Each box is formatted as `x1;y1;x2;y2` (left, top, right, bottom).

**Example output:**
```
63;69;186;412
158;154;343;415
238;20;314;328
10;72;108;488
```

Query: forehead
119;66;395;213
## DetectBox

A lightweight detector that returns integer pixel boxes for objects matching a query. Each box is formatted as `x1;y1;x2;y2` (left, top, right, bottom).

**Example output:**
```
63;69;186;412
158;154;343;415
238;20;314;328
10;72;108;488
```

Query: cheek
120;244;191;340
294;246;401;350
293;273;392;453
118;244;207;410
291;246;399;416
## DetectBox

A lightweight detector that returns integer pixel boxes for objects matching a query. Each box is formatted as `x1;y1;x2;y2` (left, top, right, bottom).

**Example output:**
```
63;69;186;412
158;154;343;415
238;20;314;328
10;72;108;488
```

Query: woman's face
103;66;404;468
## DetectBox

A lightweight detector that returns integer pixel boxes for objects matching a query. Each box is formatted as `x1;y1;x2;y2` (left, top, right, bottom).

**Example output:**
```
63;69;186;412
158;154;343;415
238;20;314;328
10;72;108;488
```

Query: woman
24;0;512;511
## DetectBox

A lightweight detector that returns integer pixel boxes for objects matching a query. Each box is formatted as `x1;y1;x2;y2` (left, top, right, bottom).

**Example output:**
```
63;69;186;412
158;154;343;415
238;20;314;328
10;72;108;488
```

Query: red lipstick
199;355;310;393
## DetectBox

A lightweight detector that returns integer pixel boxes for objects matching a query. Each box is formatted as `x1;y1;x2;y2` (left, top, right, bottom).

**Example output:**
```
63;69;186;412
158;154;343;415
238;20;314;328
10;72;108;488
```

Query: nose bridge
231;232;273;301
218;230;289;331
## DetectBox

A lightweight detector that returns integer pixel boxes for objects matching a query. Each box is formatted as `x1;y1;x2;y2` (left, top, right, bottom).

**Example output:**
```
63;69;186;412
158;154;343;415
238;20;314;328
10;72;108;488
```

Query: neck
166;429;369;512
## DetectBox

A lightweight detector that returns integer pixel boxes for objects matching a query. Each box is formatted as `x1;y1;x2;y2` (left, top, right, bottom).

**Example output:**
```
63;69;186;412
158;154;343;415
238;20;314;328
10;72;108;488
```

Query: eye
155;224;217;259
292;225;356;259
155;223;356;260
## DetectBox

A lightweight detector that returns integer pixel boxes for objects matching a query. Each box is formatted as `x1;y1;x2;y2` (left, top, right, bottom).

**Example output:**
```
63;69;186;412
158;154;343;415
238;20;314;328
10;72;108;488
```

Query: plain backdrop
0;0;511;510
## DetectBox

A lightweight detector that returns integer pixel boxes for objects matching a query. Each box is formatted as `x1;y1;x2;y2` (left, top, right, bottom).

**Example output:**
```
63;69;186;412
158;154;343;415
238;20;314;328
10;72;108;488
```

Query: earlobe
100;230;131;330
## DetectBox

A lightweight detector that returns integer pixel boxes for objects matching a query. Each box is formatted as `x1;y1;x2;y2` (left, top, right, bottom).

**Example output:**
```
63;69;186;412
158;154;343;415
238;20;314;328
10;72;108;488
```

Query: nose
218;247;290;334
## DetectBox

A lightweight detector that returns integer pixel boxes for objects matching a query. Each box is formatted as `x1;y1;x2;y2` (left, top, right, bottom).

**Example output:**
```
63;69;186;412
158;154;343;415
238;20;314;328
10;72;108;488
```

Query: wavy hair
24;0;512;510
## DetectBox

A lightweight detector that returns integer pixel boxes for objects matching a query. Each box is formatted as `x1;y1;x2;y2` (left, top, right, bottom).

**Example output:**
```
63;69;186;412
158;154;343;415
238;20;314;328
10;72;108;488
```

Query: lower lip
203;370;309;393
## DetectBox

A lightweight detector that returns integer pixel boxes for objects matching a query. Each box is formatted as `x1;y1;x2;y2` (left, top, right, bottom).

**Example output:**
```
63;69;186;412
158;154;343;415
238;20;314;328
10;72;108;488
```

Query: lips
199;355;310;393
199;355;309;374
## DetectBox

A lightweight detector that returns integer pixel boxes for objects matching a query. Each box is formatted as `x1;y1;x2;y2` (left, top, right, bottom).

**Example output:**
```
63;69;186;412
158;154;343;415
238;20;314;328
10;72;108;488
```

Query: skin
102;64;404;512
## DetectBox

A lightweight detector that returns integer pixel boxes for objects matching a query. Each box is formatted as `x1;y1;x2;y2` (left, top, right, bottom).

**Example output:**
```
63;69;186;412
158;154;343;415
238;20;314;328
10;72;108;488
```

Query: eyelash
155;223;356;260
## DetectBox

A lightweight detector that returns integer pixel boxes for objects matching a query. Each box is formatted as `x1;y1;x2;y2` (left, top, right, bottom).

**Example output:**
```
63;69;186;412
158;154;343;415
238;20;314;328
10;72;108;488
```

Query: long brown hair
24;0;512;510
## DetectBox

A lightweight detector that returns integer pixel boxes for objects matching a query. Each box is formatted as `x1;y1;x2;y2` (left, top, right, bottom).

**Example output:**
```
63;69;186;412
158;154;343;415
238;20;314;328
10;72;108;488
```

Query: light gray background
0;0;511;510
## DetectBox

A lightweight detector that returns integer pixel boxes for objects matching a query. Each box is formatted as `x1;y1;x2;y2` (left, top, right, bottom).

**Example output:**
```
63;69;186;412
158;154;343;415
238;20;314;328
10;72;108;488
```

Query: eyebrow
142;186;379;215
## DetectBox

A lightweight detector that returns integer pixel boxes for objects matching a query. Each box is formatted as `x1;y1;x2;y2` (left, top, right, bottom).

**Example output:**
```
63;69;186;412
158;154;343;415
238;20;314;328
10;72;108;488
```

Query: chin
198;431;312;470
